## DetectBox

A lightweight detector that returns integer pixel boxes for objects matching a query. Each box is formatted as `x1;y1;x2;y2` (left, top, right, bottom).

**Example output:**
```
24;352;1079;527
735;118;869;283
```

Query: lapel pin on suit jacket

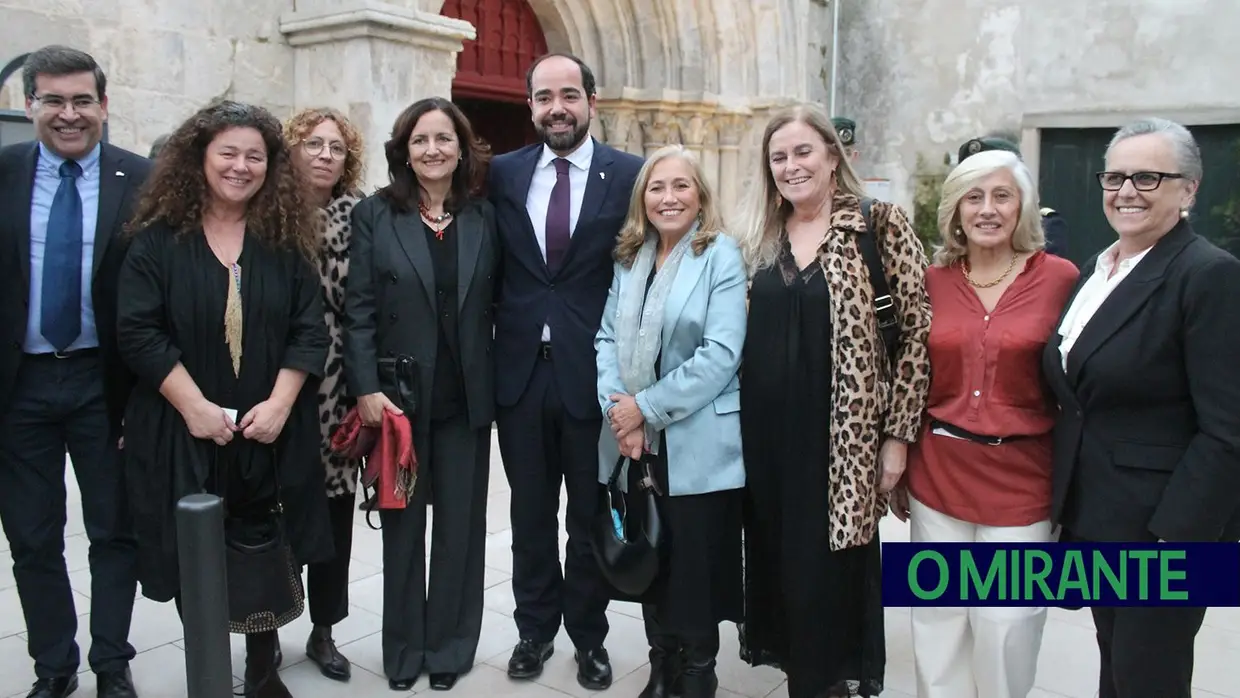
600;172;605;180
116;171;125;176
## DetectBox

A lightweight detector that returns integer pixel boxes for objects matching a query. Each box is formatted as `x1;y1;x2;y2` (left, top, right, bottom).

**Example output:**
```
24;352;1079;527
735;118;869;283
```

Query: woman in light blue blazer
595;144;748;698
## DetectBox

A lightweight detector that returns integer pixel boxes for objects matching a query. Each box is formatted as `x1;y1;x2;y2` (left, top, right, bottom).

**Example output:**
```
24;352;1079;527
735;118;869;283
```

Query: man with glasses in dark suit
0;45;150;698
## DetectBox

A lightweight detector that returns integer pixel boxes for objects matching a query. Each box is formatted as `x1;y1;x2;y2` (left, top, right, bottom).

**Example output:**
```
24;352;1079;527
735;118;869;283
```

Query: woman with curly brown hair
117;100;333;698
281;106;366;683
343;97;498;691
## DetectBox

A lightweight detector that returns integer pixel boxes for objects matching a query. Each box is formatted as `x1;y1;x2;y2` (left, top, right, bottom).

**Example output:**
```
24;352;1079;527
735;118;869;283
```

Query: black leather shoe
575;647;613;690
25;676;78;698
306;625;351;681
388;677;416;691
506;639;553;679
428;673;458;690
96;669;138;698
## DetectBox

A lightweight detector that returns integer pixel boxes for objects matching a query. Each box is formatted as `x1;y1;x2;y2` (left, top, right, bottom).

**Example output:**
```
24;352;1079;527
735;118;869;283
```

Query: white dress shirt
525;137;594;341
1058;241;1153;371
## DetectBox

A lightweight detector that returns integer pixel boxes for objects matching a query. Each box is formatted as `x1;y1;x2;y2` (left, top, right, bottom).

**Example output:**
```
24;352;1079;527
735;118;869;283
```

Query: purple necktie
545;158;571;272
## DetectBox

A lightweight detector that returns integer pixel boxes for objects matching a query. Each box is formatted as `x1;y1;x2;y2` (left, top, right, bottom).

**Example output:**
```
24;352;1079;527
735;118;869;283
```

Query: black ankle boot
679;635;719;698
639;642;683;698
245;630;293;698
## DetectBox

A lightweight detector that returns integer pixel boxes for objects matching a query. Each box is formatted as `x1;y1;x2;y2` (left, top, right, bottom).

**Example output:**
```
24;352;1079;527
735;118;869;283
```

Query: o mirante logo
881;542;1240;607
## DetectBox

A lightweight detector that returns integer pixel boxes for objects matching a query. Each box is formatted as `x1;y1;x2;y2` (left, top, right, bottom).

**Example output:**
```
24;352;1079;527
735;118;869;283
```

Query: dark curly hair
379;97;491;214
127;100;317;260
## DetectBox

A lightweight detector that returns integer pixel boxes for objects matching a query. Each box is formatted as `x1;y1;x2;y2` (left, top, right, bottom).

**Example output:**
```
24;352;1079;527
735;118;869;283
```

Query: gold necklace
962;252;1019;289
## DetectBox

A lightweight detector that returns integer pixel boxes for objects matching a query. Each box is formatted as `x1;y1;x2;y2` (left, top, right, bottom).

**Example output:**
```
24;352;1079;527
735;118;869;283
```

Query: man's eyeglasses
1096;171;1185;191
30;94;102;112
302;138;348;161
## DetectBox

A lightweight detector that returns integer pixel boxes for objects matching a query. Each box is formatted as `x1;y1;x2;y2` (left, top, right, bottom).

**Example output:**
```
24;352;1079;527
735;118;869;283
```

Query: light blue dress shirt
25;142;101;353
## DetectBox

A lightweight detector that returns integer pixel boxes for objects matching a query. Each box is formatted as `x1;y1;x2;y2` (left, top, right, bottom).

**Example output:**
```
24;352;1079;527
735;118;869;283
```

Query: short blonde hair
736;103;868;273
933;149;1044;267
283;107;366;199
614;145;725;267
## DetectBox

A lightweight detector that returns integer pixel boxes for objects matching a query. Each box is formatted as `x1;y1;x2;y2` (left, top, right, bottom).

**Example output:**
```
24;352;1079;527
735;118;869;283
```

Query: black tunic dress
117;224;333;604
739;241;885;697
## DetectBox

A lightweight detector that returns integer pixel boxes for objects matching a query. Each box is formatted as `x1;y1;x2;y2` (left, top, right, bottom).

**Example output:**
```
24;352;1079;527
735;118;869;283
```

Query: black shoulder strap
856;197;899;366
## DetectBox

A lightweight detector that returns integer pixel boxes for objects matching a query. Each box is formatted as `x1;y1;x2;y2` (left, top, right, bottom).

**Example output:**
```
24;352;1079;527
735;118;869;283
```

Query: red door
443;0;547;157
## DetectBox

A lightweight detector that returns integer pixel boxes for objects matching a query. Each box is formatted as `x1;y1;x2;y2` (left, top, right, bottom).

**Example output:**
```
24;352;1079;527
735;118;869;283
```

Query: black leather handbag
224;507;304;634
591;454;664;596
216;448;305;634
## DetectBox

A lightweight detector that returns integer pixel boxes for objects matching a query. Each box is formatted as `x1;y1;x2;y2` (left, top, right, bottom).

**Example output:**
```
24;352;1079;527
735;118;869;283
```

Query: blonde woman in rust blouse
894;149;1078;698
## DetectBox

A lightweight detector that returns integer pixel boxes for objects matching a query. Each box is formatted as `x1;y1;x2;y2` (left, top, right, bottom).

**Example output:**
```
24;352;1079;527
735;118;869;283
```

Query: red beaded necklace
419;201;452;240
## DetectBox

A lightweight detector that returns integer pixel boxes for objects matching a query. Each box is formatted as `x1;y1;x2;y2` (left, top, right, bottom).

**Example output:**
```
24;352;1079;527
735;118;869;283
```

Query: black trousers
306;490;356;626
1092;604;1206;698
0;354;138;678
380;414;490;680
497;357;609;650
1061;527;1207;698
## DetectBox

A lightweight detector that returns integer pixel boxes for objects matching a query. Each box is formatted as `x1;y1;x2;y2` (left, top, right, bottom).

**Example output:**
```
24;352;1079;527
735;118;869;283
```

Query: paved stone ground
2;432;1238;697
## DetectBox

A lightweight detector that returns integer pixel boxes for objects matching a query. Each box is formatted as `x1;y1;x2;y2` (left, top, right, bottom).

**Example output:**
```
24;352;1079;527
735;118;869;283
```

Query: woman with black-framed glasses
281;107;367;684
1043;117;1240;698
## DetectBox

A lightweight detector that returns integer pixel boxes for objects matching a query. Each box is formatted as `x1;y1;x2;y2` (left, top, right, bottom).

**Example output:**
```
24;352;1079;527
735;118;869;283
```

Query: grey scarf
613;222;699;452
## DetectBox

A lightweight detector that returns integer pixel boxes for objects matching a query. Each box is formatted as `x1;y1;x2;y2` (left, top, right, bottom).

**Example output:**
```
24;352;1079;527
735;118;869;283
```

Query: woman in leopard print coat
734;104;932;698
284;107;366;683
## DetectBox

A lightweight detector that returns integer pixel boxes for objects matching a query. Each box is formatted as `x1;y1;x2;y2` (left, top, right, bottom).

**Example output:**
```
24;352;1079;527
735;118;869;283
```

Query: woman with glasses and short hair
282;107;367;683
1043;118;1240;698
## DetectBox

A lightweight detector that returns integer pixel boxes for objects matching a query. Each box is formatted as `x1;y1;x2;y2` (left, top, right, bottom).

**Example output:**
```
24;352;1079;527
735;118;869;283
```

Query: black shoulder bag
217;446;306;634
591;454;664;597
856;197;900;368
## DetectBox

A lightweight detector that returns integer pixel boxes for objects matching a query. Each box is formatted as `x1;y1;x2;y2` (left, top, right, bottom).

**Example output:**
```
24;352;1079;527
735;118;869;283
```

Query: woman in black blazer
343;97;498;692
1043;117;1240;698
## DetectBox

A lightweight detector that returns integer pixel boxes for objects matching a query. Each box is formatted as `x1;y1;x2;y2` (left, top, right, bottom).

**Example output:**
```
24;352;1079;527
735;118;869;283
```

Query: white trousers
908;495;1053;698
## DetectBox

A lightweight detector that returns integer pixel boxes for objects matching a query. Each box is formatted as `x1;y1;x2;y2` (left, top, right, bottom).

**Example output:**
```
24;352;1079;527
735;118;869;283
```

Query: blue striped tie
41;159;84;351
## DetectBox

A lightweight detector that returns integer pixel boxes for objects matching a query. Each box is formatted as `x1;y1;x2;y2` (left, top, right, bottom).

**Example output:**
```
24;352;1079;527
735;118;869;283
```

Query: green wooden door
1038;124;1240;266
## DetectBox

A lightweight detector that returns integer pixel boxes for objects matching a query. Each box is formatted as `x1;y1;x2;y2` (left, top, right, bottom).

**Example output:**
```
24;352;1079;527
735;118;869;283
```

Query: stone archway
441;0;546;156
280;0;825;197
495;0;821;216
1;54;39;146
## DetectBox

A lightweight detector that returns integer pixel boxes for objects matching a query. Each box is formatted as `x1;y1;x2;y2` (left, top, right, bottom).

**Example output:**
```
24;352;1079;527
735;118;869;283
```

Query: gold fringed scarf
225;262;243;377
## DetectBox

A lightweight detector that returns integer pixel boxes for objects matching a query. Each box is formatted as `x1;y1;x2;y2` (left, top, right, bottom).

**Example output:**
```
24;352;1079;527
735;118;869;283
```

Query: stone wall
1;0;836;213
837;0;1240;213
0;0;294;156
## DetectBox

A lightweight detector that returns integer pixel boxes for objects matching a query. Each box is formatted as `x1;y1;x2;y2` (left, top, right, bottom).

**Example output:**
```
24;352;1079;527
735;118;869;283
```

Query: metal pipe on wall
829;0;841;115
176;494;233;698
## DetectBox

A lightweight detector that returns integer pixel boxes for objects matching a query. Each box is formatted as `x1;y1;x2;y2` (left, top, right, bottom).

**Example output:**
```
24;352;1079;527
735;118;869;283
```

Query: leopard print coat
818;192;932;550
317;194;361;498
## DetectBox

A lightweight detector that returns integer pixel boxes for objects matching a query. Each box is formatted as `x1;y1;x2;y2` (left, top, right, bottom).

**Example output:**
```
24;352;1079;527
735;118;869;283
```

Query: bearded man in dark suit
487;52;644;691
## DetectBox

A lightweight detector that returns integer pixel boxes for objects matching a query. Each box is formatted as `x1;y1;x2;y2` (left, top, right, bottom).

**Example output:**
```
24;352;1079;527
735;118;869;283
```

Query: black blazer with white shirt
1042;220;1240;543
487;137;644;420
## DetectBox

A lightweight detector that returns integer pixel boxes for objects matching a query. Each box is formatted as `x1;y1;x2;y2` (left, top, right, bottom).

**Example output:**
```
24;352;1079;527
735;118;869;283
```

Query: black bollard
176;494;232;698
